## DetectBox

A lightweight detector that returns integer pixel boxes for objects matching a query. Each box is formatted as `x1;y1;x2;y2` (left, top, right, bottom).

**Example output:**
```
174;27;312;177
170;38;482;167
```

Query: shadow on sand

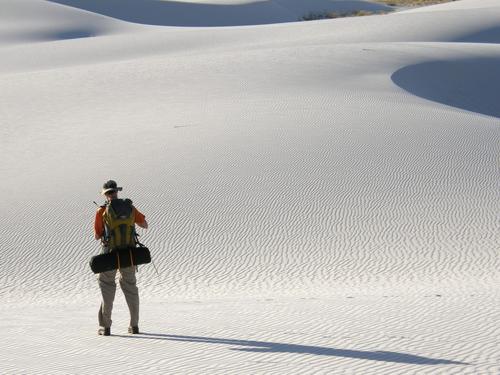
47;0;391;27
392;57;500;119
117;333;468;365
455;26;500;44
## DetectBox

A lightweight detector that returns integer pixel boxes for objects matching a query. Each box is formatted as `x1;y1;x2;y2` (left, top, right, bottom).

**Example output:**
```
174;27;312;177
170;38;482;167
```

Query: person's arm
94;208;105;240
134;207;148;229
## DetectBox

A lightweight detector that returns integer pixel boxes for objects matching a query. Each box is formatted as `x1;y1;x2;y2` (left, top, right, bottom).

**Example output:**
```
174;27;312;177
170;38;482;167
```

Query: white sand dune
0;0;138;45
45;0;392;27
0;0;499;374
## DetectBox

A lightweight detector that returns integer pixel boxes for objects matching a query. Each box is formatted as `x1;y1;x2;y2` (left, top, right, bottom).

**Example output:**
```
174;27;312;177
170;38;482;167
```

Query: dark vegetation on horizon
302;10;389;21
377;0;456;5
301;0;457;21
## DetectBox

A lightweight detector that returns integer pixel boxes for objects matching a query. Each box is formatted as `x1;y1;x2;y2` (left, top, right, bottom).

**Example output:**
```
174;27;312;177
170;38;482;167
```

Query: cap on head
101;180;123;195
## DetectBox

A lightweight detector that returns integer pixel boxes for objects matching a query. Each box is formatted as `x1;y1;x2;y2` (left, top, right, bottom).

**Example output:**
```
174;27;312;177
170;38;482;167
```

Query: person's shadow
118;333;468;366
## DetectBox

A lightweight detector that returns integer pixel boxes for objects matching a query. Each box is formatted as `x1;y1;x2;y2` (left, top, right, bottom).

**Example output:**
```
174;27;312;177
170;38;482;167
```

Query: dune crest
46;0;391;26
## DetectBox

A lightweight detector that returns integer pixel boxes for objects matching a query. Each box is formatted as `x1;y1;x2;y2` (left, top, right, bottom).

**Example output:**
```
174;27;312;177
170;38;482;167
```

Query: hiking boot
98;327;111;336
128;326;139;334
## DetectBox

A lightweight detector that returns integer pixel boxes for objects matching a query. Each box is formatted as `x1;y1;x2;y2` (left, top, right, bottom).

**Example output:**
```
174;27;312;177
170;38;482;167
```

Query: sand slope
0;0;138;45
46;0;392;26
0;0;499;373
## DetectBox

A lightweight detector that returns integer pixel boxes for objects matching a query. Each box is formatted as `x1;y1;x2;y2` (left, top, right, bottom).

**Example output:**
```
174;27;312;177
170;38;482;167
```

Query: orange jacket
94;205;146;239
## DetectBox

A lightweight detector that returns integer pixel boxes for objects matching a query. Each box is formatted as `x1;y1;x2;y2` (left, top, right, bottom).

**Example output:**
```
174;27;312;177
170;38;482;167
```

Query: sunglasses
105;190;117;195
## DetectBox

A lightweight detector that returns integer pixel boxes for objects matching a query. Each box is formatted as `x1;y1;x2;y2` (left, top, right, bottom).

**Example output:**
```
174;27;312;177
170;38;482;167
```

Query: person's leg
119;266;139;329
98;269;117;329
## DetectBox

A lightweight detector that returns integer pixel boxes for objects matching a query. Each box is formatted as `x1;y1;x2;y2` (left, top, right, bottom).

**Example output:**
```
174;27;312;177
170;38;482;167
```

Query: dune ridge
45;0;392;27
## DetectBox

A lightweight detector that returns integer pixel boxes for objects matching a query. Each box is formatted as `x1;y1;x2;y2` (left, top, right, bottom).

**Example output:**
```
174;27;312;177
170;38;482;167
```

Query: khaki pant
98;266;139;328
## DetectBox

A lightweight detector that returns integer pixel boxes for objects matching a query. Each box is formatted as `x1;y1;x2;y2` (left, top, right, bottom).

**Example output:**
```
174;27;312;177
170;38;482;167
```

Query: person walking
94;180;148;336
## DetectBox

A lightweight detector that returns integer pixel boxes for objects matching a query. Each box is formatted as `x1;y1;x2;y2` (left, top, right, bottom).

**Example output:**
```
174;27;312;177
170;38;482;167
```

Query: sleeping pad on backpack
89;247;151;274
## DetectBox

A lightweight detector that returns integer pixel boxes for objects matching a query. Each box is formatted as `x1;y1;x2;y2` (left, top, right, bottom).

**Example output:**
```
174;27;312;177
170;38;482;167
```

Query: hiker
94;180;148;336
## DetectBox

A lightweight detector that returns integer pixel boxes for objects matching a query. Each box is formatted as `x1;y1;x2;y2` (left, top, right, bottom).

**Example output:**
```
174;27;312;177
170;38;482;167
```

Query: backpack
103;198;136;250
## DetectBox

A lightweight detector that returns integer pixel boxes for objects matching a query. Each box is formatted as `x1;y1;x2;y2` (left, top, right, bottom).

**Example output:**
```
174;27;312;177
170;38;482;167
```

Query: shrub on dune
377;0;456;6
301;10;389;21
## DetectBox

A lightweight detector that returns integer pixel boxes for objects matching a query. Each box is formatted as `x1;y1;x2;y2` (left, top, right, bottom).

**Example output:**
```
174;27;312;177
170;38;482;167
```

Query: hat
101;180;123;195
